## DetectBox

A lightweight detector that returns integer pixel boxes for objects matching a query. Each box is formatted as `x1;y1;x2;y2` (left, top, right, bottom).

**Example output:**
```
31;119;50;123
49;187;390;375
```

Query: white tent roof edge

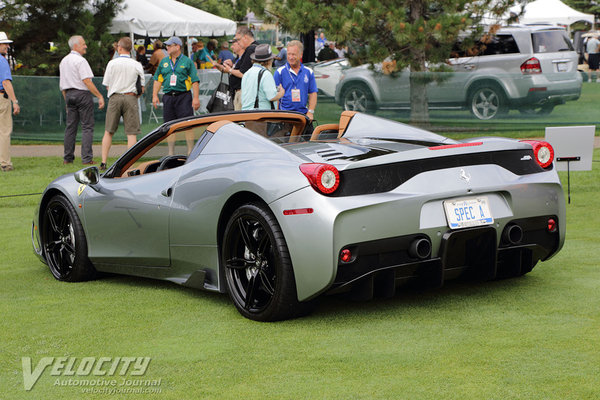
109;0;236;37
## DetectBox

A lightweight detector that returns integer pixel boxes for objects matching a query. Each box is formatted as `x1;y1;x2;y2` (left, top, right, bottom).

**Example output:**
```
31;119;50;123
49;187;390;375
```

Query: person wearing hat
273;42;287;68
59;35;105;165
0;31;19;172
241;44;284;110
274;40;318;120
217;40;234;64
152;35;200;124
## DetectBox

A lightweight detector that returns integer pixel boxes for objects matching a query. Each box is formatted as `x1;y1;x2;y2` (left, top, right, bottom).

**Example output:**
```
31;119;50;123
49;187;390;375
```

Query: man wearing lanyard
273;40;317;121
100;37;145;171
152;36;200;123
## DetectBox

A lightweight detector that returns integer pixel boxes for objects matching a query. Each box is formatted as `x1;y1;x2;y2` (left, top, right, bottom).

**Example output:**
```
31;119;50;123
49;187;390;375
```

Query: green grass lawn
1;152;599;399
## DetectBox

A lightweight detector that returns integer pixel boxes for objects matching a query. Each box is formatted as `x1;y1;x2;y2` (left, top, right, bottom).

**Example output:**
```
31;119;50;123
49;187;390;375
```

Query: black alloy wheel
222;203;312;321
42;195;95;282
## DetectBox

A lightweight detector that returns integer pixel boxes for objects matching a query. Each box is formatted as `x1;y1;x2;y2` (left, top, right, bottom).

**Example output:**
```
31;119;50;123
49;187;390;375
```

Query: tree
259;0;515;124
0;0;123;75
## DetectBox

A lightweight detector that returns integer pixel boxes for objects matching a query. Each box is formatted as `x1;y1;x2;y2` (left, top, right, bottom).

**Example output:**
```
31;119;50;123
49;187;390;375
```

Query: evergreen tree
0;0;123;75
260;0;515;123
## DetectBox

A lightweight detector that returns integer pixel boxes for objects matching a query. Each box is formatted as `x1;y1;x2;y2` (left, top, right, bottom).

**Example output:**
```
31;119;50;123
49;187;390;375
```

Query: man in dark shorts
586;34;600;81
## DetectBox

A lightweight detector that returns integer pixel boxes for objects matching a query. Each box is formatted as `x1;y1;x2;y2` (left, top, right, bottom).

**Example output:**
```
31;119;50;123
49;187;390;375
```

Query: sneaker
100;163;107;171
1;165;14;172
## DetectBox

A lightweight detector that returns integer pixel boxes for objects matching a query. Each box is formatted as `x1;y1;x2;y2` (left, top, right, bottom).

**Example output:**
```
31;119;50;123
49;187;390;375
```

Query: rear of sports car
271;118;565;302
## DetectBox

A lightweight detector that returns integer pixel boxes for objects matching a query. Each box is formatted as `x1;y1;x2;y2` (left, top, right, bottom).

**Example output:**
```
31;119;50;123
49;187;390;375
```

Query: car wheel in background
468;84;507;120
222;202;313;321
42;195;96;282
342;84;376;113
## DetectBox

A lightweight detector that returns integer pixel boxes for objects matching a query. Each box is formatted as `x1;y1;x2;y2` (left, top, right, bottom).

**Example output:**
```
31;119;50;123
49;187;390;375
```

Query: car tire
222;202;314;321
468;84;507;120
42;195;96;282
342;83;376;113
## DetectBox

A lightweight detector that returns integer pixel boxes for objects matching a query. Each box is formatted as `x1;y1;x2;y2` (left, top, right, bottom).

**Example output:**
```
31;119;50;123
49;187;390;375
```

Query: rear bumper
330;215;560;296
510;85;582;107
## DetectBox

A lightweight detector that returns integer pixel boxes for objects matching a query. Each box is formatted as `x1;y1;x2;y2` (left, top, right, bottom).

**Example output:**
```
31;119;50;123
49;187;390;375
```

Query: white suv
335;26;582;119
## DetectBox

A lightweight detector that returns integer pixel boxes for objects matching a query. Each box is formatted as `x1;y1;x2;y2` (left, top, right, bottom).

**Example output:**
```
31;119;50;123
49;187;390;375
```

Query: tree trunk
409;0;430;126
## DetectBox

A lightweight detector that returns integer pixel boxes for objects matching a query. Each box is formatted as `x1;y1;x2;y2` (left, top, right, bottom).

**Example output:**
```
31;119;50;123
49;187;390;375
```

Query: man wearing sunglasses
219;26;258;110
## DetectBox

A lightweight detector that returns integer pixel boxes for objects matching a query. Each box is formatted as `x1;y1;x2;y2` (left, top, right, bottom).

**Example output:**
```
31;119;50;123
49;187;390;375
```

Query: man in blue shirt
274;40;317;121
0;32;20;172
274;42;287;68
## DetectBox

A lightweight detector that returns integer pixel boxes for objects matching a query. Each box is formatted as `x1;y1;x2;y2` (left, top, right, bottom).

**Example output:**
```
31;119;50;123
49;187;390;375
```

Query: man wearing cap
152;35;200;123
0;31;19;172
219;26;258;110
241;44;284;110
59;35;105;165
100;36;145;171
274;40;318;121
273;42;287;68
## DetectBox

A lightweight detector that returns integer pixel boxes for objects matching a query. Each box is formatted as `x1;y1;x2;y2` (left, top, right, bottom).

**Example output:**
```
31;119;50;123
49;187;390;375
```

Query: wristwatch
307;109;314;113
13;99;18;104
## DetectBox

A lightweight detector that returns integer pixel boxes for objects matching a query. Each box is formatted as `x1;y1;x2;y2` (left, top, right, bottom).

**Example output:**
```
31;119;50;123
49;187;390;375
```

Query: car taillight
300;163;340;194
521;57;542;74
520;140;554;168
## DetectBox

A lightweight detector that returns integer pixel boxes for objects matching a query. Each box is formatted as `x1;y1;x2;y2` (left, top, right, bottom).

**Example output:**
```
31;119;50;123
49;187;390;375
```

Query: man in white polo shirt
59;35;105;165
100;36;145;171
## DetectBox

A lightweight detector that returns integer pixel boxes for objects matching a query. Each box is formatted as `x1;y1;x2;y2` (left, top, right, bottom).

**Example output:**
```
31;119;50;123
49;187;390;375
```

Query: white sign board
545;126;595;171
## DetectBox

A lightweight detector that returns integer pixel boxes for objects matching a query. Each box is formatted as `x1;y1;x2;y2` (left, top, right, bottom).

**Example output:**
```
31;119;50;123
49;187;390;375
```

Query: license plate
444;197;493;229
557;62;567;72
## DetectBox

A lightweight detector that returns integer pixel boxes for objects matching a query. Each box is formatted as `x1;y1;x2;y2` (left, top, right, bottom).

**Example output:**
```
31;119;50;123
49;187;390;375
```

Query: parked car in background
313;58;349;98
335;26;582;119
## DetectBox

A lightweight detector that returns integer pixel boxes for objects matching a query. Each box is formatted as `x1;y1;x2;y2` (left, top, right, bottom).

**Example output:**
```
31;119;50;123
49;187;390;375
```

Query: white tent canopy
109;0;237;37
513;0;595;26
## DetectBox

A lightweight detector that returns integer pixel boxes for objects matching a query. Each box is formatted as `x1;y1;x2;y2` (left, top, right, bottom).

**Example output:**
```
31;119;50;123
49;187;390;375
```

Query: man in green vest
152;36;200;122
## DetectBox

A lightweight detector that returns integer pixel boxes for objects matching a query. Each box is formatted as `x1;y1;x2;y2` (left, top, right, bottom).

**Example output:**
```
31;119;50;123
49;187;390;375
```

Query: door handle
161;187;173;197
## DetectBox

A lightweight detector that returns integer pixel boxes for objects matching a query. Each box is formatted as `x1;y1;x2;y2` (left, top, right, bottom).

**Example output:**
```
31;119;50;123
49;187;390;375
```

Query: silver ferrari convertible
32;110;565;321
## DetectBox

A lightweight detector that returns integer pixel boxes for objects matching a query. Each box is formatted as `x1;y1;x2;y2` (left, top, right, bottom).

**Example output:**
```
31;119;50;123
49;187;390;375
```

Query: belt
113;92;136;96
163;91;188;97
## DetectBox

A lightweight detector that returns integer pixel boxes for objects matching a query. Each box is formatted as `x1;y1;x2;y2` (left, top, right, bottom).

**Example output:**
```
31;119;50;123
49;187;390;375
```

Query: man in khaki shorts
101;36;145;170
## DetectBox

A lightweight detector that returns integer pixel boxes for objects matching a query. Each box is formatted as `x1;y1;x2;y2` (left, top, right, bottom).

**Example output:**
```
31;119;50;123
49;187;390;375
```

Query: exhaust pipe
503;224;523;245
408;238;432;260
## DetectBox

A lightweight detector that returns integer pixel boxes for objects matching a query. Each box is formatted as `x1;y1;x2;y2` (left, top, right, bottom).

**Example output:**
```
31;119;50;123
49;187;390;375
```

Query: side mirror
74;166;100;185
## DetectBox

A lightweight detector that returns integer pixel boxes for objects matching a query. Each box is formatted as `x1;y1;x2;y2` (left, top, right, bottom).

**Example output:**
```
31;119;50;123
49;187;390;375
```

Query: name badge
291;88;301;102
169;74;177;86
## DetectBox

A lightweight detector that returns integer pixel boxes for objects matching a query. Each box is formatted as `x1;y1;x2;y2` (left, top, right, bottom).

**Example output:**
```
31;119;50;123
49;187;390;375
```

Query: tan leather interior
337;111;357;138
310;124;340;141
117;111;310;177
205;119;233;133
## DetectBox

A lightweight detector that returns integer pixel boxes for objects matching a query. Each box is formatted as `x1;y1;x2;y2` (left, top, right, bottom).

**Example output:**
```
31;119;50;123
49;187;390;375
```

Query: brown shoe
63;160;73;165
82;160;96;165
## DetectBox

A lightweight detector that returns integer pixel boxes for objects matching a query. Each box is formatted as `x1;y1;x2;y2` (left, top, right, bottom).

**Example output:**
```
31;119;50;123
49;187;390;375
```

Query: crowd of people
0;26;324;171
